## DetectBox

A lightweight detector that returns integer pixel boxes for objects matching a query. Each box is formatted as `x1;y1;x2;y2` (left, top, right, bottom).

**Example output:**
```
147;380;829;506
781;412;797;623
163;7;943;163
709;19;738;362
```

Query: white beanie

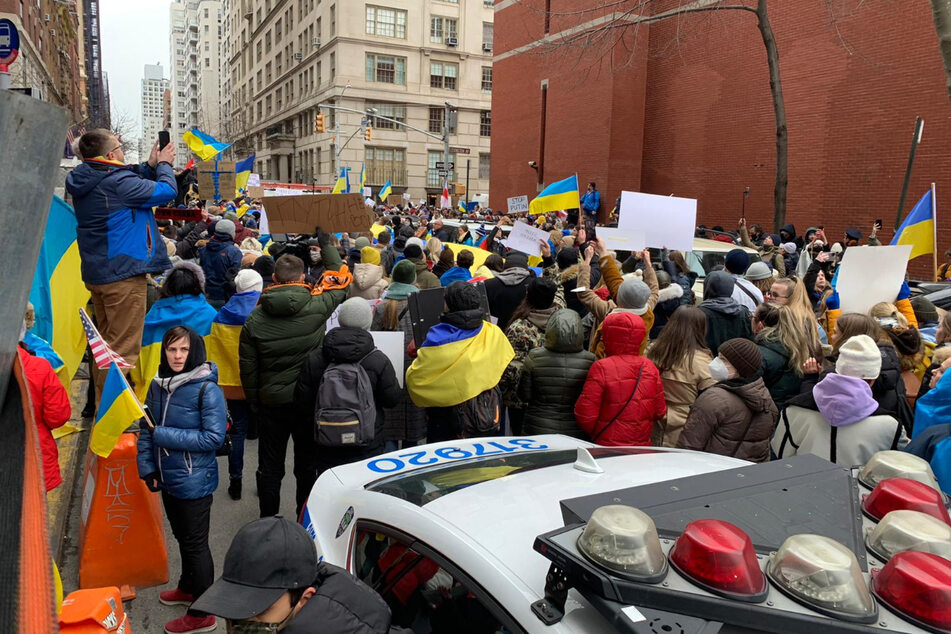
835;334;882;380
234;269;263;294
782;242;797;254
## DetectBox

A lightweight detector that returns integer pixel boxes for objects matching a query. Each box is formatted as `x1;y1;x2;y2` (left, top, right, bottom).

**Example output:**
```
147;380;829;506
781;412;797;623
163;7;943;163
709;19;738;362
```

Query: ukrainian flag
360;163;366;189
22;332;65;377
379;180;392;202
129;295;218;400
406;322;514;408
235;153;255;194
28;196;90;386
205;291;260;394
458;200;467;214
331;167;350;194
892;186;936;261
529;174;580;215
90;362;145;458
182;128;231;161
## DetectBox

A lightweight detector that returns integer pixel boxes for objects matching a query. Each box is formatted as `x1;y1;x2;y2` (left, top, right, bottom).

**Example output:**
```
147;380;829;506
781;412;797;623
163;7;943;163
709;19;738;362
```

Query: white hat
835;334;882;380
782;242;797;254
830;243;844;254
406;236;425;251
235;269;264;294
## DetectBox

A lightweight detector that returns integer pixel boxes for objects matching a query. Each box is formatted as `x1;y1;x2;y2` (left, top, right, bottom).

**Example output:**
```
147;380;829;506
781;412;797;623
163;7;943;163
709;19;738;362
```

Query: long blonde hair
426;238;443;263
754;303;814;377
772;277;822;354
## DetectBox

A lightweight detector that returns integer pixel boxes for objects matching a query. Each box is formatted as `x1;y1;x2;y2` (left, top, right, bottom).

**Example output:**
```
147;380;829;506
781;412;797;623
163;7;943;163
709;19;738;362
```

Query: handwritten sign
503;220;550;256
507;195;529;214
262;193;374;234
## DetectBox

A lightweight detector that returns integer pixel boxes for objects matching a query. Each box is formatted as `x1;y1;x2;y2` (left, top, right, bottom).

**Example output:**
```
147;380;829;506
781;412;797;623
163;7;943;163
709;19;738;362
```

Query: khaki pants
86;275;148;398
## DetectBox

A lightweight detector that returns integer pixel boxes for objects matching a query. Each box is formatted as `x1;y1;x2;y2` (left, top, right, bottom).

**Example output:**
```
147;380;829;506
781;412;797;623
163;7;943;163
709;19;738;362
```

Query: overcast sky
99;0;170;148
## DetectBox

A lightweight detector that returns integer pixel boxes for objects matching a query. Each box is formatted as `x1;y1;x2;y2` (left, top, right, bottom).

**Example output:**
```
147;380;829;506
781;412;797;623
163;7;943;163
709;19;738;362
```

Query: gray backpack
314;352;376;447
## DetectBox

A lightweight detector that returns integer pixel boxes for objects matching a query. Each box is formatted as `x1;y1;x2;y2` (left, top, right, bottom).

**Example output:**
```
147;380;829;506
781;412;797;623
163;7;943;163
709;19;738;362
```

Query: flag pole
933;182;939;282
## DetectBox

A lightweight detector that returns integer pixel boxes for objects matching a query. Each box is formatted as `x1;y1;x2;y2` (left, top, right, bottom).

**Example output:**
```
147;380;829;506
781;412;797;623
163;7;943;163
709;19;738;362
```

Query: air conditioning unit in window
313;37;320;47
446;37;458;46
44;13;51;22
482;43;492;52
50;29;56;36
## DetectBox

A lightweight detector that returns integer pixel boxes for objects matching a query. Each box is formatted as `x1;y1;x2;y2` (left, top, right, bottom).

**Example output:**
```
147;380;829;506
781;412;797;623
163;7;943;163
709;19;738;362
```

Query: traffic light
314;113;326;134
364;125;372;142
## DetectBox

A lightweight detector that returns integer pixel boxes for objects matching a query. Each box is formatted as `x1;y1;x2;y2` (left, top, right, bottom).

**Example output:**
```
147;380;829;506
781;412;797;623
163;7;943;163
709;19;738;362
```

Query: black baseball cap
191;517;319;620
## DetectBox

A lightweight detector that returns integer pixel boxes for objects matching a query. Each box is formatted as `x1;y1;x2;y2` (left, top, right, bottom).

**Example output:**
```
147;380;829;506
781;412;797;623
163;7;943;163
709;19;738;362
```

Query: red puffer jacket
575;312;666;445
18;346;71;491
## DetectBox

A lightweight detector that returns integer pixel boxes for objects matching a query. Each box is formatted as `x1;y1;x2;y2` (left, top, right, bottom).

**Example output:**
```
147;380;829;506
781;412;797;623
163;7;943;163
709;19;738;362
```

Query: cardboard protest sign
503;221;550;256
835;245;913;315
196;160;236;199
595;227;646;253
247;186;264;199
261;193;373;234
618;191;697;252
370;331;405;387
387;195;402;206
507;195;529;214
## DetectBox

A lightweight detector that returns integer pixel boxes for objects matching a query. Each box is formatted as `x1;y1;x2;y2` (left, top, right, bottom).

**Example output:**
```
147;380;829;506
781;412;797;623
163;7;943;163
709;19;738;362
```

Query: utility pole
465;159;471;210
443;101;454;192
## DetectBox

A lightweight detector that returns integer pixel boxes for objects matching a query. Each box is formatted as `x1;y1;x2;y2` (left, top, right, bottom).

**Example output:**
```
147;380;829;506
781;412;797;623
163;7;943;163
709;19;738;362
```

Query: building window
330;4;335;35
366;102;406;129
330;52;336;80
366;147;406;186
430;17;457;44
430;62;458;90
479;153;490;180
428;107;443;134
366;6;406;39
482;22;493;50
366;54;406;84
480;111;491;137
484;0;493;7
481;67;492;92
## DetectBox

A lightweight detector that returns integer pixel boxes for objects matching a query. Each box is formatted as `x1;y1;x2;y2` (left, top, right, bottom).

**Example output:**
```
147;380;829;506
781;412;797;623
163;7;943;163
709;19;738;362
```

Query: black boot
228;478;242;501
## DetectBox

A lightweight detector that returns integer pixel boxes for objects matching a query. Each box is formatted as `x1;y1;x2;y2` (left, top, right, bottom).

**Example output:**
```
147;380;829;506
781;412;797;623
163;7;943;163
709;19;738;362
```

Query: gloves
315;226;332;248
897;280;911;301
142;472;161;493
825;290;840;311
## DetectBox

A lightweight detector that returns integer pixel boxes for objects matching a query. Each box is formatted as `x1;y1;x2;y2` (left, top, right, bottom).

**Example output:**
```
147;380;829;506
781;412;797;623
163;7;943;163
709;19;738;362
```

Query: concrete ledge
48;377;91;565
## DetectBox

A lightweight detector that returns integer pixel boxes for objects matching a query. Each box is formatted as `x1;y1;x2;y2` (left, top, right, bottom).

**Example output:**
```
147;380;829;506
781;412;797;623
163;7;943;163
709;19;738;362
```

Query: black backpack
197;382;234;457
453;387;502;438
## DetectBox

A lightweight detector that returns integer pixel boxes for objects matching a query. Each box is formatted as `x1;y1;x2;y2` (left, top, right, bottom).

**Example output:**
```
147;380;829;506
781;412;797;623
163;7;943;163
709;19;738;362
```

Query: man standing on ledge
66;130;177;394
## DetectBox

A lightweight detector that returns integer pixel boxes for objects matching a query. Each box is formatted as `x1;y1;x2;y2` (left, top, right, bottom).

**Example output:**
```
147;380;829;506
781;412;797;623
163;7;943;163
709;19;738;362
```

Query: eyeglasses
108;144;122;154
765;290;788;299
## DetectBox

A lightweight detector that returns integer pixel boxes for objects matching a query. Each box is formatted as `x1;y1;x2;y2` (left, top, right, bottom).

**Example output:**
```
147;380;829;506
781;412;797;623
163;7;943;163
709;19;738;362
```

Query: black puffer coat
372;298;427;444
518;310;595;438
296;326;401;474
284;563;395;634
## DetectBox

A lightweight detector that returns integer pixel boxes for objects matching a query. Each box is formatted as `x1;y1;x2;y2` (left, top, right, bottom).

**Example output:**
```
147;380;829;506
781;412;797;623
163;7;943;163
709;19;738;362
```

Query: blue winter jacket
198;236;243;301
137;363;227;500
65;159;176;285
580;190;600;213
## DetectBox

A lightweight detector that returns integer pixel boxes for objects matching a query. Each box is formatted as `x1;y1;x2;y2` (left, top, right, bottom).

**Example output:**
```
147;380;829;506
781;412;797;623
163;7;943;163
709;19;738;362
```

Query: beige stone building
224;0;494;203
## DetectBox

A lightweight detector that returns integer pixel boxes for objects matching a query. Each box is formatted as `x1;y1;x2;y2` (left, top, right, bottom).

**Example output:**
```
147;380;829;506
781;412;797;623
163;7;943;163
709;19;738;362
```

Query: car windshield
687;251;729;278
367;447;664;506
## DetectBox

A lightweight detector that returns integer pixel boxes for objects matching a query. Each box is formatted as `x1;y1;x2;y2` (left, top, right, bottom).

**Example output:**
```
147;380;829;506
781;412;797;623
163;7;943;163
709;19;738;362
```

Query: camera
528;161;538;168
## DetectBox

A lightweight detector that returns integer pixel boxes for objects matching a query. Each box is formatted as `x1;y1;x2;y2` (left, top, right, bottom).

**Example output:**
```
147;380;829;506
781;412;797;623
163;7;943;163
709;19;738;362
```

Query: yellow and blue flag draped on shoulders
28;196;90;386
129;295;218;400
379;180;392;202
529;174;580;216
205;291;260;393
331;167;350;194
406;322;514;408
91;362;146;457
892;185;936;261
183;128;231;161
235;153;256;194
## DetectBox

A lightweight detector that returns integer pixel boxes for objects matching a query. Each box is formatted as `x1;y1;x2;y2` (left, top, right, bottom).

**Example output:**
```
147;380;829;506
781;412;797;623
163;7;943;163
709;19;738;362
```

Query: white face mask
708;357;733;382
309;250;321;264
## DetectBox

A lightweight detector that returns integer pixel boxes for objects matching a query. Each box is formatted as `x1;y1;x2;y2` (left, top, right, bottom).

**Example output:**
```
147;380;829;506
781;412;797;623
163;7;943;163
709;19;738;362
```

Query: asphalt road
59;436;298;632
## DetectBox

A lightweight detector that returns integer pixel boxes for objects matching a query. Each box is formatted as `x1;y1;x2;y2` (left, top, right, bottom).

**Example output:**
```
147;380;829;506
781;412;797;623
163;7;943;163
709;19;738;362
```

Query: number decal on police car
367;439;550;473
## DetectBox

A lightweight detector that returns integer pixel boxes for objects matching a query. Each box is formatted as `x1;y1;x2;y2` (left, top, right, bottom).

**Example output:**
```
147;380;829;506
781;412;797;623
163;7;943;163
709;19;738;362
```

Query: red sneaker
159;588;195;606
164;614;217;634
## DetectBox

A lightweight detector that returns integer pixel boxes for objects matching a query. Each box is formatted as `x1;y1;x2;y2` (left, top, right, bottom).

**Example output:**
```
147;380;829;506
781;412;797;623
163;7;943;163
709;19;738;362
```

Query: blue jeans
227;399;248;480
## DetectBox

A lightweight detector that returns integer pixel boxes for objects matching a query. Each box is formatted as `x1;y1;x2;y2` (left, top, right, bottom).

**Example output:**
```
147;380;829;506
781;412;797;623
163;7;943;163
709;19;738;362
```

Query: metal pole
443;103;451;199
895;117;924;230
0;68;10;91
465;159;470;210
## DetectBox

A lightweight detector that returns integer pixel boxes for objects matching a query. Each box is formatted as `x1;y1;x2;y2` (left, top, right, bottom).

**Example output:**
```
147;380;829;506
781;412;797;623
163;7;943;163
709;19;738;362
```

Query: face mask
708;357;732;382
309;251;320;264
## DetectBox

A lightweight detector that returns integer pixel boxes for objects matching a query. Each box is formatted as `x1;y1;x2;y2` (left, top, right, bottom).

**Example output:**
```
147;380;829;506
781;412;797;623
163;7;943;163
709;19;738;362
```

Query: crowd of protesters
46;132;951;633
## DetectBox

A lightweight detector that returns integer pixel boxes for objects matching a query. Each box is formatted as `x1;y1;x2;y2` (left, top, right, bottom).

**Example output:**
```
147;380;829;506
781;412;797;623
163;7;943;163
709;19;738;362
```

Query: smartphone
875;218;883;230
158;130;170;150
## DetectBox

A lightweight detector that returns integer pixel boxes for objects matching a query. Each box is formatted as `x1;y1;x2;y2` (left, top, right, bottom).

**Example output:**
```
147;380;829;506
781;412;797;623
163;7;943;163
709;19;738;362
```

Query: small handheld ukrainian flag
235;153;255;194
529;174;580;215
182;129;232;162
458;199;467;214
90;363;146;458
892;184;937;261
331;167;350;194
379;179;392;202
360;163;367;189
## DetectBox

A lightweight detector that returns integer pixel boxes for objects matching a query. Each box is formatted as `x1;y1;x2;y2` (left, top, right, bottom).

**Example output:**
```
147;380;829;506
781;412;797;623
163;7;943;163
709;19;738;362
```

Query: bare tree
931;0;951;101
110;107;140;161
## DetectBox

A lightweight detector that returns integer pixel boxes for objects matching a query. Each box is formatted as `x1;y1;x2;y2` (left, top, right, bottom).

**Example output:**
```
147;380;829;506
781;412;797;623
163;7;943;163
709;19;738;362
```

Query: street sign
435;161;454;170
507;195;530;214
449;147;470;155
437;170;450;177
0;19;21;67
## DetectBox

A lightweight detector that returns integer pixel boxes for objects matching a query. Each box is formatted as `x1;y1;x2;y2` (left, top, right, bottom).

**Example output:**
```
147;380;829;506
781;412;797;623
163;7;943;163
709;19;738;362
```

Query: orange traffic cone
78;432;168;599
59;587;131;633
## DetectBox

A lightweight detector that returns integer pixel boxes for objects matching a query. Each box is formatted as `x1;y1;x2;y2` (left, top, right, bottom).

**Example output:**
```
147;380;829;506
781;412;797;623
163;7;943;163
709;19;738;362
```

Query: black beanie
556;247;579;270
526;278;558;309
445;281;481;312
404;244;423;260
504;252;529;269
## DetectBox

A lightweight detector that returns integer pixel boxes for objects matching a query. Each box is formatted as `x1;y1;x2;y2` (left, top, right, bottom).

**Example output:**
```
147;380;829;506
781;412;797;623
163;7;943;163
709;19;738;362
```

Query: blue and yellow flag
379;179;392;202
892;186;936;261
360;163;366;189
129;295;218;400
406;322;514;408
331;167;350;194
529;174;580;215
91;362;145;457
28;196;90;386
235;153;255;193
183;128;231;161
205;291;260;390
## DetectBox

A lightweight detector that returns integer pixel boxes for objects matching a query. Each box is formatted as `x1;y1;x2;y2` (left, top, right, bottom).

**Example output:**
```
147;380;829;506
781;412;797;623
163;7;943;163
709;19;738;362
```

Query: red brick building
491;0;951;273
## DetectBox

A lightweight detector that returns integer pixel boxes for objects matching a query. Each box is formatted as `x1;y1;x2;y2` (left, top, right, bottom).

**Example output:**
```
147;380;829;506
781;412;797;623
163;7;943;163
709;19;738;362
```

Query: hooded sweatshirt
699;271;753;356
484;265;535;331
772;373;907;466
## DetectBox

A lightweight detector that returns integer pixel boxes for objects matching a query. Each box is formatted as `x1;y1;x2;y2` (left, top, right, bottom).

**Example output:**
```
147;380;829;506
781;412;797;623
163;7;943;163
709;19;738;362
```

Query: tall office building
82;0;108;128
140;64;168;160
224;1;494;201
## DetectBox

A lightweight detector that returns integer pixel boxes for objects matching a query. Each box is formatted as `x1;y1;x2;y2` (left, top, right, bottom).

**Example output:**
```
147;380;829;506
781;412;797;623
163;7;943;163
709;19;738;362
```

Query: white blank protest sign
370;331;406;387
596;227;646;252
618;191;697;253
835;245;913;316
504;221;550;256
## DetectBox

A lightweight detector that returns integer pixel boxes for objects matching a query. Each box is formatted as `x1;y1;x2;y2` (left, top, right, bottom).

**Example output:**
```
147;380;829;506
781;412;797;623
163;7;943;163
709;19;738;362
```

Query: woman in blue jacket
137;325;226;634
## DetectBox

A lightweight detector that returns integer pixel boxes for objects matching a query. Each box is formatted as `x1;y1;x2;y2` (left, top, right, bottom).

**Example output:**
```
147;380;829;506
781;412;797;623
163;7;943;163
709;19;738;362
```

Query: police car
301;435;951;634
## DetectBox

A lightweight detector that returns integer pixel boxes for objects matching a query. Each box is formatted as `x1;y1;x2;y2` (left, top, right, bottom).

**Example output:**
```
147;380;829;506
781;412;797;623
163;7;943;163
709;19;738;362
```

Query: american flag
79;308;133;369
